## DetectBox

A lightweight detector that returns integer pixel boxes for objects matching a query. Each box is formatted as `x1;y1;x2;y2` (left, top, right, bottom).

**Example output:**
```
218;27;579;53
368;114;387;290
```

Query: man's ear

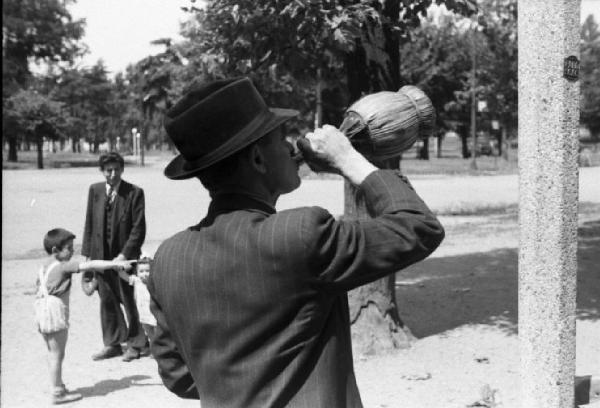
248;144;267;174
51;246;60;254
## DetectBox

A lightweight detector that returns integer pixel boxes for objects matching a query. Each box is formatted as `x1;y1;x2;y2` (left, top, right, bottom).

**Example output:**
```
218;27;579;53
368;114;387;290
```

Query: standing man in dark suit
148;78;445;407
82;152;147;362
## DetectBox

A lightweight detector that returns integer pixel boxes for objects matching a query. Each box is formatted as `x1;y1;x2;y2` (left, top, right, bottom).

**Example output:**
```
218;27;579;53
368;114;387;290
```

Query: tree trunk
342;0;416;356
382;0;401;91
418;137;430;160
345;45;371;100
345;156;415;356
437;134;443;158
36;138;44;169
8;137;18;161
141;109;153;167
141;121;150;167
470;26;478;170
315;68;323;128
501;126;509;160
496;128;503;157
459;129;470;158
590;127;600;143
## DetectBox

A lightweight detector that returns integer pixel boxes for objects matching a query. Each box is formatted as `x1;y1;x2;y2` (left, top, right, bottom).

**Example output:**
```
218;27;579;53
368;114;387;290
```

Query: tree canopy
2;0;86;161
581;14;600;140
2;0;86;96
175;0;477;129
3;88;66;167
3;0;598;165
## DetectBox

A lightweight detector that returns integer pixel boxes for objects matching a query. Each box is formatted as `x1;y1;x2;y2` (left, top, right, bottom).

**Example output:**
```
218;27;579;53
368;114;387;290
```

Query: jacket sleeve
120;187;146;259
81;185;94;258
147;276;199;400
303;169;445;293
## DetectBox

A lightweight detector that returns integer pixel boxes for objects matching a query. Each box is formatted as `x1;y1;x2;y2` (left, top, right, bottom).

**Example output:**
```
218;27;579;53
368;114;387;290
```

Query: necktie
107;186;115;205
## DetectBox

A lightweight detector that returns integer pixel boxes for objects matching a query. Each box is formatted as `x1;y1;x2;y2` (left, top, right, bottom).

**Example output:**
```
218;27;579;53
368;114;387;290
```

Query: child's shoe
51;387;82;405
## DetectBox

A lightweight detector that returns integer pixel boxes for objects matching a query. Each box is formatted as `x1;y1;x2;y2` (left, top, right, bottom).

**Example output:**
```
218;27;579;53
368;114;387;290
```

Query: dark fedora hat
163;77;299;180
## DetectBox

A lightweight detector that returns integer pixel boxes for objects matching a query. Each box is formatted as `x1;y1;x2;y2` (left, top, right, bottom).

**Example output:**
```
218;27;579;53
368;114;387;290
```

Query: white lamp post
136;133;141;164
131;128;138;156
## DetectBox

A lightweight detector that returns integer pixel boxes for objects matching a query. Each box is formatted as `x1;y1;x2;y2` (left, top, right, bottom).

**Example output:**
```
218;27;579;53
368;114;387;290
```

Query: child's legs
43;329;68;390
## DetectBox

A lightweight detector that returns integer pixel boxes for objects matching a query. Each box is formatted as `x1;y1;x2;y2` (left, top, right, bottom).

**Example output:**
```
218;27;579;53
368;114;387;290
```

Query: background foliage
2;0;599;168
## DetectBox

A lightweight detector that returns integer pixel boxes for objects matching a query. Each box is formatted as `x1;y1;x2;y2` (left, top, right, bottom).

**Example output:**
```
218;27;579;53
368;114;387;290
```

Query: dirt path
2;168;599;408
3;166;599;259
360;211;600;408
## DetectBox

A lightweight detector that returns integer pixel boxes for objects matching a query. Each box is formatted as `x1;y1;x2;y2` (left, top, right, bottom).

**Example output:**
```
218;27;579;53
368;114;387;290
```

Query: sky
68;0;192;75
69;0;599;76
582;0;600;22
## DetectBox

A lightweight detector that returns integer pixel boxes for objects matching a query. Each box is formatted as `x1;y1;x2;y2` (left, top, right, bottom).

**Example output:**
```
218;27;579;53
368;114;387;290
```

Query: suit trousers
97;268;146;349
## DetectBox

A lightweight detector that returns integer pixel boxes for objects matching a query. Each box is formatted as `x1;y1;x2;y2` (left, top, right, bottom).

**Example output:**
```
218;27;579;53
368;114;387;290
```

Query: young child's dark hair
99;151;125;170
133;256;153;276
136;256;153;270
138;256;153;265
43;228;76;254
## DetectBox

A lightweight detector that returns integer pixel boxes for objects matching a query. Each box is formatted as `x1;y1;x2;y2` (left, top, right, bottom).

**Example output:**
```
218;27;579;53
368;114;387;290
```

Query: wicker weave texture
340;85;435;160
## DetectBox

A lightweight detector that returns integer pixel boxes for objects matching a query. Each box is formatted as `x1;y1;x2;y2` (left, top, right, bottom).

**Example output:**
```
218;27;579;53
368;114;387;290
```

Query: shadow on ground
396;220;600;338
74;375;159;397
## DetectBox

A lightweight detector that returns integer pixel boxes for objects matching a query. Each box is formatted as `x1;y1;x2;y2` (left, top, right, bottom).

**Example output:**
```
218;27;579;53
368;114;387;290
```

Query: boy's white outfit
35;260;70;333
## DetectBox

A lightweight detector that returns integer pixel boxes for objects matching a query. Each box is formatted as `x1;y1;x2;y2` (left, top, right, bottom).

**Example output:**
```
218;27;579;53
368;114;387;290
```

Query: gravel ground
2;165;599;408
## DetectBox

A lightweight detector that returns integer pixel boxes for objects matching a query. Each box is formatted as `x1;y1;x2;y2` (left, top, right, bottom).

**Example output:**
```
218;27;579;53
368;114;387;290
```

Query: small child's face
137;263;150;281
55;239;74;261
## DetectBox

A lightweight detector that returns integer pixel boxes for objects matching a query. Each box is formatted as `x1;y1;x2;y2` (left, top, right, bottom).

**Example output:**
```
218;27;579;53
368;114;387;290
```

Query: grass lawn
2;150;150;169
5;140;600;175
4;147;524;176
2;145;599;408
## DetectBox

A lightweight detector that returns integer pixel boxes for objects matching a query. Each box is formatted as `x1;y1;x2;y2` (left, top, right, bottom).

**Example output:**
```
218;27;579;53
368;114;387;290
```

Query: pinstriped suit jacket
148;170;445;408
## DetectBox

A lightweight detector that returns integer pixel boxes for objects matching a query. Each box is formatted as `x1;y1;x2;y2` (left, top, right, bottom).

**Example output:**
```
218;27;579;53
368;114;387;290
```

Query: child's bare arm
78;260;134;273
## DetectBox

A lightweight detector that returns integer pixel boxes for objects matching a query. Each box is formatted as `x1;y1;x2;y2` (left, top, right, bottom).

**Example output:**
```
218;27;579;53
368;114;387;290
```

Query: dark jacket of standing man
82;152;147;362
148;78;445;408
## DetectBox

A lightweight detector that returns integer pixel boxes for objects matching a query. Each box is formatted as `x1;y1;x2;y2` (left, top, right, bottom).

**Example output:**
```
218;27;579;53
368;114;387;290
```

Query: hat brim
164;108;298;180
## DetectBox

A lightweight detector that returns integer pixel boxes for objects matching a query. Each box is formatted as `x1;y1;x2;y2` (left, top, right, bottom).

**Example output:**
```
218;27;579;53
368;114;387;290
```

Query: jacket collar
207;192;276;217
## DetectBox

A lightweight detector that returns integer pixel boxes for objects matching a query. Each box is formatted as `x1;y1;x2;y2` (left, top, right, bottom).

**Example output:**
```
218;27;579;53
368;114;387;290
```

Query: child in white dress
118;256;156;342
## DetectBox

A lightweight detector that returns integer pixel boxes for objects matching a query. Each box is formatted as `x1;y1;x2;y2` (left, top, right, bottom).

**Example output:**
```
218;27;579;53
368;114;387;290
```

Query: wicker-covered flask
339;85;435;161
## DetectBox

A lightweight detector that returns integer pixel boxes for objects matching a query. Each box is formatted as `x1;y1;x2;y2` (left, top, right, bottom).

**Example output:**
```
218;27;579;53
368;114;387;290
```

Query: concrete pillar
518;1;580;408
